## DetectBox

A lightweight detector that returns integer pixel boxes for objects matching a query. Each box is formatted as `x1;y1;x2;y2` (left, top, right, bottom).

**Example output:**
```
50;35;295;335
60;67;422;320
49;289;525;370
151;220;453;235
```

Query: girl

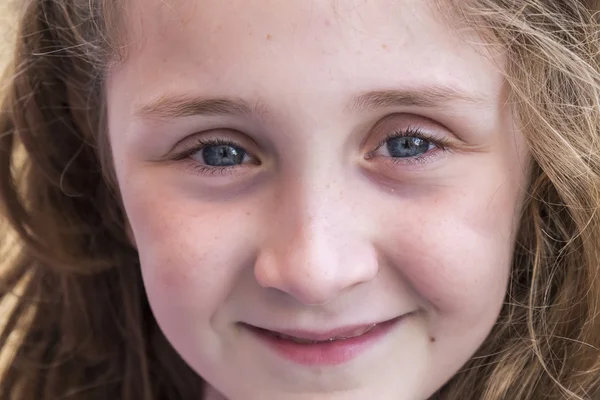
1;0;600;399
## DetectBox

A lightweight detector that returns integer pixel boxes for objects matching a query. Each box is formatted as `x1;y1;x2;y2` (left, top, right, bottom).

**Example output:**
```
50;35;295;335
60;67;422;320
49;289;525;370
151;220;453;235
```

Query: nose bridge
282;183;339;278
284;171;337;244
254;173;378;305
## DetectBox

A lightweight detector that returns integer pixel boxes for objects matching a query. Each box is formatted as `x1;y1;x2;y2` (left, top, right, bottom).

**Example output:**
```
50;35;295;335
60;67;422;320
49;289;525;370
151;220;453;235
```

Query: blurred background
0;0;17;72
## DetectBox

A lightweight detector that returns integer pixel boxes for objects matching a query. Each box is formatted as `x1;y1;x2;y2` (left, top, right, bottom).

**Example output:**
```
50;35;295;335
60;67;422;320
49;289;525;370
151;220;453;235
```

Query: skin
106;0;530;398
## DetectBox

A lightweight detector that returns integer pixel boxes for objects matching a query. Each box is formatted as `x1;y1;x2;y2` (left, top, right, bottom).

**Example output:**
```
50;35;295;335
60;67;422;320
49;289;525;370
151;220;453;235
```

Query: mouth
241;316;404;366
248;320;389;344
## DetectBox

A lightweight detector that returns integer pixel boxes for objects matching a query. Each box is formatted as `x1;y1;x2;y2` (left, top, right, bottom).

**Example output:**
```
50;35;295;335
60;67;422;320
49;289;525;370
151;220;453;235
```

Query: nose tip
253;237;378;306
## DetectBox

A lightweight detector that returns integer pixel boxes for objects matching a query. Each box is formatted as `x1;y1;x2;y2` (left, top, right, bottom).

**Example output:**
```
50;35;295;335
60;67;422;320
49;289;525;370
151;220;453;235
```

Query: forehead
112;0;504;113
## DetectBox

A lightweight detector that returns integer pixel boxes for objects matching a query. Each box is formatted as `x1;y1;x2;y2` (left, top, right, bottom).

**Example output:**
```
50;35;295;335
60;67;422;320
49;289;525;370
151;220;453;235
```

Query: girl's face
107;0;529;398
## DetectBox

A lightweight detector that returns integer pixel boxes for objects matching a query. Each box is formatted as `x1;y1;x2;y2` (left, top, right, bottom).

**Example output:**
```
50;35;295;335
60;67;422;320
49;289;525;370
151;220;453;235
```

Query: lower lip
245;317;402;366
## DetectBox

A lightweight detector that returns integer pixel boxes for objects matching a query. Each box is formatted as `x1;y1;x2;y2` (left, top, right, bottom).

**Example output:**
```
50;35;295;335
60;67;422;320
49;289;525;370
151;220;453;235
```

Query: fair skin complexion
106;0;529;399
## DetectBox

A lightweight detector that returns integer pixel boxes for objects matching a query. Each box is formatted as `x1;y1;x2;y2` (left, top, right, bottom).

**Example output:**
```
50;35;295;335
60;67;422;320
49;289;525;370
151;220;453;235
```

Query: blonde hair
1;0;600;398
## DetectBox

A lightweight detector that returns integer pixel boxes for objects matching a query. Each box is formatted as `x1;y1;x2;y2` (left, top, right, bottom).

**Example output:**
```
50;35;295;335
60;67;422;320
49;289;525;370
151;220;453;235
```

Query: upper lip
243;316;399;341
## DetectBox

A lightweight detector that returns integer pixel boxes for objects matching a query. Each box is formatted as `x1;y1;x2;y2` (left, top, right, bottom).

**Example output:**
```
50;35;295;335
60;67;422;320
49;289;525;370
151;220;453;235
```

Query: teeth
272;324;378;344
342;324;377;339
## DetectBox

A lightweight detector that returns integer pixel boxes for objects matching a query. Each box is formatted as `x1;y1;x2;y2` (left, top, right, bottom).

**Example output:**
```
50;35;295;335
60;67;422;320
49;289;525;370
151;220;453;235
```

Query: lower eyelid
182;160;253;177
367;146;446;167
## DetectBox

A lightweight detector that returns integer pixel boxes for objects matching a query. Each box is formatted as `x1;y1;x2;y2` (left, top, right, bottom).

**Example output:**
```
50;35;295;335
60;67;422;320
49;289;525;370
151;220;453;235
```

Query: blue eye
199;143;247;166
385;136;431;158
368;127;448;165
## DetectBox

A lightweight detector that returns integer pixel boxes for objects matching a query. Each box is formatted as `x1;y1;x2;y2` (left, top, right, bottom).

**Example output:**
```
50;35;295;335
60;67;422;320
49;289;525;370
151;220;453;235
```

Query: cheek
382;172;522;322
121;184;260;327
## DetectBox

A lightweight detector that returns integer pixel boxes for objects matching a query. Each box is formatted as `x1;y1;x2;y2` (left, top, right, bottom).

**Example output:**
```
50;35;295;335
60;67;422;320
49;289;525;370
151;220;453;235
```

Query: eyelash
368;127;452;166
171;127;451;176
172;138;253;176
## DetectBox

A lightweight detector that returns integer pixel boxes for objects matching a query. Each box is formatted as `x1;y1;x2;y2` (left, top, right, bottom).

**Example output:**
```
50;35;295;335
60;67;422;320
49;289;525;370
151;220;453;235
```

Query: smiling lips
258;323;379;344
244;316;403;365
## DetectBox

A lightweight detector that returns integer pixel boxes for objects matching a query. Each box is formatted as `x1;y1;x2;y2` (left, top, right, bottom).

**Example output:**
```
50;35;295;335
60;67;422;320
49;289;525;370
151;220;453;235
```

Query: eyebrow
134;95;261;120
349;86;489;112
134;86;488;120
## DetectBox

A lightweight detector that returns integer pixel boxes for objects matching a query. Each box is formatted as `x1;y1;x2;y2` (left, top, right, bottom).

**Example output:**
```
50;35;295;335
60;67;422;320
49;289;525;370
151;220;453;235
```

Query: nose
254;180;379;305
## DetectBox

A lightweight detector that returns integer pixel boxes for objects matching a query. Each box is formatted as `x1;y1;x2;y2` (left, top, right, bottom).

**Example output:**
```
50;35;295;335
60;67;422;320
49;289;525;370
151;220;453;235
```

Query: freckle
381;43;388;50
266;34;272;40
